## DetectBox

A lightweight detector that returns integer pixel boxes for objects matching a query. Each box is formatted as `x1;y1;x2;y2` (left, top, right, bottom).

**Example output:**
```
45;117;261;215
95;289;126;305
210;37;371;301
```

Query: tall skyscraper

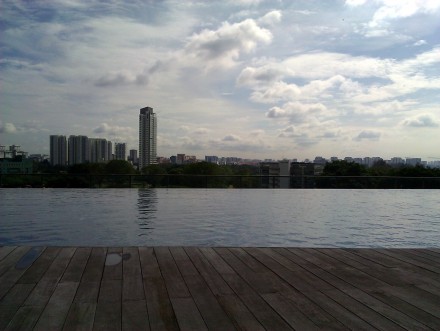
139;106;157;169
115;143;127;160
50;135;67;166
68;135;90;165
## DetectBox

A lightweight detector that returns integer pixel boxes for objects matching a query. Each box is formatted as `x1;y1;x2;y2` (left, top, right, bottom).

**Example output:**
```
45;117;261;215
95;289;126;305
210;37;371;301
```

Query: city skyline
1;1;440;160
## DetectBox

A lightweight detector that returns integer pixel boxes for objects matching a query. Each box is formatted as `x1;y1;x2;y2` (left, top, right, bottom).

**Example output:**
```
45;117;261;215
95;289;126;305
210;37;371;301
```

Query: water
0;188;439;247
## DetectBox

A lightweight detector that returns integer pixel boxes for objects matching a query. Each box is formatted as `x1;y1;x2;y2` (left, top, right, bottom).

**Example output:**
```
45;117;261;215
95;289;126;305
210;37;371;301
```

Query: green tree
322;160;366;176
105;160;135;174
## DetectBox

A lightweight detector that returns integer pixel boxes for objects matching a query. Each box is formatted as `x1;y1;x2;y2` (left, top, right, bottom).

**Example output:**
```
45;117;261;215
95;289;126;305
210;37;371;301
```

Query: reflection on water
0;188;439;247
137;189;157;237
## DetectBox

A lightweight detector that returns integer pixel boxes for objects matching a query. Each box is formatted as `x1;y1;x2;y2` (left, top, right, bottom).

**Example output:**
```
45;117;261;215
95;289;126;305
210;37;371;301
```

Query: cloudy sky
1;0;440;161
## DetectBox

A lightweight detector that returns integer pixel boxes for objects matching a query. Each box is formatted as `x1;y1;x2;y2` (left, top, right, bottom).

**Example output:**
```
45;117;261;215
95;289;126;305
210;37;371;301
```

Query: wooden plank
98;279;121;303
0;284;35;330
0;283;35;306
122;247;144;301
140;248;179;330
199;247;235;275
347;249;440;289
0;305;19;330
18;247;60;284
122;300;150;331
0;246;31;278
252;248;398;330
93;302;121;331
378;285;440;319
25;247;75;306
186;247;234;296
0;248;43;300
63;302;96;331
368;288;440;330
0;247;17;261
245;247;332;292
143;276;179;331
376;249;440;274
81;247;106;282
73;281;100;304
216;294;265;331
169;247;198;276
139;247;161;278
103;247;122;280
4;305;44;331
214;250;293;331
33;282;79;331
402;249;440;265
287;249;433;330
61;247;91;283
261;292;319;330
171;297;208;331
171;248;235;330
154;247;190;298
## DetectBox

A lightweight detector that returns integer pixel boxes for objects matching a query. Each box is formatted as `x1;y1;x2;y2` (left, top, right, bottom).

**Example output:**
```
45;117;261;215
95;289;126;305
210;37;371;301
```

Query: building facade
68;135;90;165
115;143;127;160
50;135;67;166
139;106;157;169
89;138;111;163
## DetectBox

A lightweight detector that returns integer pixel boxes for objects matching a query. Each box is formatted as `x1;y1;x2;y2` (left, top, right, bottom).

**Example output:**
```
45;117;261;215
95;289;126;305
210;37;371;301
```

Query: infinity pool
1;188;439;247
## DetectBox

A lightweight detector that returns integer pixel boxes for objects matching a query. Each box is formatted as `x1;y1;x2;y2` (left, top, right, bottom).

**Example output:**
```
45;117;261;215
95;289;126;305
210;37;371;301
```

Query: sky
1;0;440;161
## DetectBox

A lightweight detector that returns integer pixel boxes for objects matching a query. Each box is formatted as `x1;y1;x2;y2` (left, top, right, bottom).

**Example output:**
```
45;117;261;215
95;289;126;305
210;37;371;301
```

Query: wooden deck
1;247;440;330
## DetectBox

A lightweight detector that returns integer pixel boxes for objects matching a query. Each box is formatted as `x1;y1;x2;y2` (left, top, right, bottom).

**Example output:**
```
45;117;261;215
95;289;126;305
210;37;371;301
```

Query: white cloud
183;16;273;69
413;39;427;46
257;10;282;26
93;123;134;137
354;130;381;141
0;121;17;134
403;114;439;128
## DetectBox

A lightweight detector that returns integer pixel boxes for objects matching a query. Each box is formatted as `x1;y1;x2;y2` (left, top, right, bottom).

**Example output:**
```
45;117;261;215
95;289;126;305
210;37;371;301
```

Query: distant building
406;158;422;166
260;160;291;188
0;145;33;174
68;135;90;165
176;154;185;165
89;138;111;163
290;162;315;188
50;135;67;166
139;106;157;169
128;149;138;164
205;156;219;164
313;156;327;165
115;143;127;160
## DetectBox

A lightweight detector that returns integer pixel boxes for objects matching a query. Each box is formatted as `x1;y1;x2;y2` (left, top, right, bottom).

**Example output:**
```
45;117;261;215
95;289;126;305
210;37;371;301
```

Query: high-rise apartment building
50;135;67;166
139;106;157;169
115;143;127;160
89;138;112;163
68;135;90;165
128;149;138;164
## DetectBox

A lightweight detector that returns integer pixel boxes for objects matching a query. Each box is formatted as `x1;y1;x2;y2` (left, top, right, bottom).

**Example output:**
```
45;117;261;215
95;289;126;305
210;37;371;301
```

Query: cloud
257;10;282;26
222;134;241;141
194;128;210;134
354;130;381;141
413;39;427;46
183;16;273;68
0;121;17;134
95;73;130;87
250;81;301;103
345;0;367;6
266;102;327;122
403;114;439;128
92;123;134;136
